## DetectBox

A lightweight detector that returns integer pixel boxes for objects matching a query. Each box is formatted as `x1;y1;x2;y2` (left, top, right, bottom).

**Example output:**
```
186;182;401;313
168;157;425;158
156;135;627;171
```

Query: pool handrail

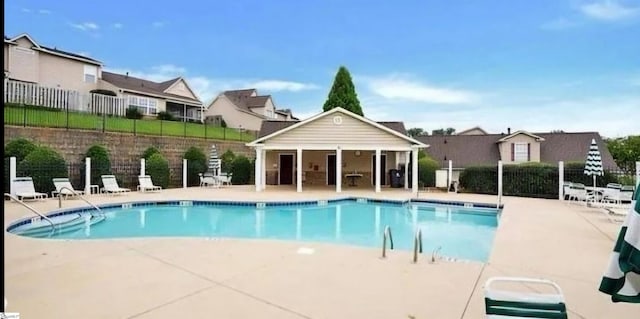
413;228;423;263
4;193;56;230
382;225;394;258
57;186;104;217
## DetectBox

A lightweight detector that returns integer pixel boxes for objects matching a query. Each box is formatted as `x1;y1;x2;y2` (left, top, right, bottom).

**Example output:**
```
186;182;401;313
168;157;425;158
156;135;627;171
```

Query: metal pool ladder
4;193;56;230
413;228;423;263
381;225;394;258
56;186;104;217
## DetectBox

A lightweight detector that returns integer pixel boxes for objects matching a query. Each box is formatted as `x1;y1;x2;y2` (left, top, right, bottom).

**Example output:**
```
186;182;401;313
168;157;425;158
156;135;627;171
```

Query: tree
407;128;427;138
322;66;363;116
606;135;640;174
432;128;456;136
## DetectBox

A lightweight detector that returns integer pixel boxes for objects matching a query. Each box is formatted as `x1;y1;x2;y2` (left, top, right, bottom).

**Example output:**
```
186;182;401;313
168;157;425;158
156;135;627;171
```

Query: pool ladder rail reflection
381;225;393;258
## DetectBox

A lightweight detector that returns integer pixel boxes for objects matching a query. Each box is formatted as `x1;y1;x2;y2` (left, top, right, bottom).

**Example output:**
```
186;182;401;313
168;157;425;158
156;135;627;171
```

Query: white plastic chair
567;183;594;205
101;175;131;195
602;183;622;206
199;173;220;188
484;277;567;319
218;172;233;186
620;185;635;203
13;177;47;201
52;177;85;198
137;175;162;192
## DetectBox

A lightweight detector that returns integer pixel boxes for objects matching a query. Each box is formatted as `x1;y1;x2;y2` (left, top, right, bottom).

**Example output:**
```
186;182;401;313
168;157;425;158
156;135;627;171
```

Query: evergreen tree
322;66;363;116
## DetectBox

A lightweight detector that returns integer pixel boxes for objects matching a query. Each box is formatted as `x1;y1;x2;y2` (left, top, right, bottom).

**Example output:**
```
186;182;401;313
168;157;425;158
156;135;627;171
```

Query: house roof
457;126;488;135
251;107;424;149
215;88;298;120
416;132;617;168
497;130;545;142
101;71;202;105
5;33;102;66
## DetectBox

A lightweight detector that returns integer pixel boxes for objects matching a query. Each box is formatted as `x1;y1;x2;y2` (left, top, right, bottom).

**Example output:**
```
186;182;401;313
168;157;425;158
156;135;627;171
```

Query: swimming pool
7;198;500;262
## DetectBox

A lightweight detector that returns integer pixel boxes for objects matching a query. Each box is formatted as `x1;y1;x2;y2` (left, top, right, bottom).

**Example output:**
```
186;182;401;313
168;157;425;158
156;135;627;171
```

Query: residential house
204;89;298;132
4;33;102;93
246;107;428;193
100;71;204;122
416;127;617;186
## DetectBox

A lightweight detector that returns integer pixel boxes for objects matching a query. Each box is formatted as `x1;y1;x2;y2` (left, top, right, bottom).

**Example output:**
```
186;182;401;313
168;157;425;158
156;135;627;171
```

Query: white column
255;147;263;192
335;205;342;239
336;147;342;193
261;149;266;190
9;157;16;196
182;159;187;189
140;158;146;176
497;161;503;207
447;160;453;192
84;157;91;195
404;151;410;190
296;208;302;240
375;149;382;193
558;161;564;201
411;147;419;194
297;148;303;192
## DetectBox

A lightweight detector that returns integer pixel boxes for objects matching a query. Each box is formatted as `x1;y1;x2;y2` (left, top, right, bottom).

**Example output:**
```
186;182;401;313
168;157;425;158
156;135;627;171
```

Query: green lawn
4;105;256;142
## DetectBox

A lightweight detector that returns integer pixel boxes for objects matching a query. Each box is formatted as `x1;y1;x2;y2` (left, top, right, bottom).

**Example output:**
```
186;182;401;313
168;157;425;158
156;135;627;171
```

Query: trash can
389;169;403;188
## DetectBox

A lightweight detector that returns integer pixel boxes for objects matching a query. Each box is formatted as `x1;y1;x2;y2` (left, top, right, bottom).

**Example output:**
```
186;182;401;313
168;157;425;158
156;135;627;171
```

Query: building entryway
371;154;387;186
327;154;336;185
279;154;294;185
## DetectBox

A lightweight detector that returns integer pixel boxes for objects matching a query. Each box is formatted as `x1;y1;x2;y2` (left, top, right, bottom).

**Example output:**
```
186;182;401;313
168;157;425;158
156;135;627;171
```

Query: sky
4;0;640;138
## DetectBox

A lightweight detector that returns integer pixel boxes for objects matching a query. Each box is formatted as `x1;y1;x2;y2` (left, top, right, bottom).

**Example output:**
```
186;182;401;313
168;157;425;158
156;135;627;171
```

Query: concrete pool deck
3;186;637;318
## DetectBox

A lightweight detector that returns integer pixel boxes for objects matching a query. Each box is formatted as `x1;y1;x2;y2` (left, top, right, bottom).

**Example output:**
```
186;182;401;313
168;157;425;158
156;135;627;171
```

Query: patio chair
601;183;622;206
562;181;572;200
199;173;220;188
218;172;233;186
484;277;567;319
52;177;85;198
567;183;594;205
619;185;635;203
137;175;162;192
13;177;47;201
101;175;131;195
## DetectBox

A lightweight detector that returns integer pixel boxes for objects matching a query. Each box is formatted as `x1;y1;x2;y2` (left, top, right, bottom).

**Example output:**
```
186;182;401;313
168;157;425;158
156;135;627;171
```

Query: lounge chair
566;183;595;205
619;185;635;203
484;277;567;319
602;183;622;206
13;177;47;201
101;175;131;195
137;175;162;192
52;177;85;198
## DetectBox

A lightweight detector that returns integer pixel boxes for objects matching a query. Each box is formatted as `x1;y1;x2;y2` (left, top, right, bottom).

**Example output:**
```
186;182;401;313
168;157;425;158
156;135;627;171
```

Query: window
83;65;97;83
513;143;529;162
128;96;158;115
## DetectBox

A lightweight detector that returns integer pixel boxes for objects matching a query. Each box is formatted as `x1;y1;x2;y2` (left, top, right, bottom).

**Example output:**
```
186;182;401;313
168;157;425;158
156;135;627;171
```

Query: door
371;154;387;186
327;154;336;185
279;154;294;185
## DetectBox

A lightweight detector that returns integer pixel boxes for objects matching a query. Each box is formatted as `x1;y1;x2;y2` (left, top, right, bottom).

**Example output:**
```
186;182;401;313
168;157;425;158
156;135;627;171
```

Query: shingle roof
416;132;617;168
258;120;407;138
40;45;102;64
101;71;201;104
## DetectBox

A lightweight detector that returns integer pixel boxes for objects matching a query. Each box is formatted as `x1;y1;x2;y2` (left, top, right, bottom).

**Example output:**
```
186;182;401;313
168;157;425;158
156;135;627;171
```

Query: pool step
11;214;106;238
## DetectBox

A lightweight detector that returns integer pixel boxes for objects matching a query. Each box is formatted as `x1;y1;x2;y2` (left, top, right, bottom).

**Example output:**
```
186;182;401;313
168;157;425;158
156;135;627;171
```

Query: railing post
85;157;91;195
66;103;70;130
558;161;564;201
224;127;226;140
102;112;106;133
160;120;163;136
183;159;188;189
140;158;146;176
204;123;207;139
133;119;137;136
23;103;27;127
10;157;17;196
447;160;453;193
497;161;503;207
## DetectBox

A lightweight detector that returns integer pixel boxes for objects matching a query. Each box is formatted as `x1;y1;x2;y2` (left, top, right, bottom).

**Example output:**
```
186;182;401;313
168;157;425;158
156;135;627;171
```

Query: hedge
17;146;68;193
183;147;207;186
231;155;252;185
82;145;112;187
146;153;170;188
418;157;440;187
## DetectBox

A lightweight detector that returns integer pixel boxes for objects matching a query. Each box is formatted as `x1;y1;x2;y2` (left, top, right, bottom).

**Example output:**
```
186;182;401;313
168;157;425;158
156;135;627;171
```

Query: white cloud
70;22;99;31
361;74;478;104
104;64;318;104
21;8;31;13
152;21;165;28
113;23;123;29
579;0;640;21
38;9;51;14
540;18;580;30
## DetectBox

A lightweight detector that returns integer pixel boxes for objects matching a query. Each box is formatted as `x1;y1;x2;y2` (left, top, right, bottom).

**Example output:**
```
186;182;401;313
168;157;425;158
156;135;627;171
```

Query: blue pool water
8;199;500;262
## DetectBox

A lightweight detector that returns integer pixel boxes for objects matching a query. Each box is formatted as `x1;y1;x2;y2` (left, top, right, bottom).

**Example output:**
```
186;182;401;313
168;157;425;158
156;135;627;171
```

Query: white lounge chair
13;177;47;201
484;277;567;319
101;175;131;195
137;175;162;192
602;183;622;206
52;177;85;198
567;183;595;205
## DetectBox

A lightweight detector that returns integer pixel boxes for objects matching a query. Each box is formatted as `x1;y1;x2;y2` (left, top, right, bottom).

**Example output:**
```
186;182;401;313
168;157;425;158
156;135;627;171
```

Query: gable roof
416;132;617;168
457;126;488;135
101;71;202;105
497;130;545;142
5;33;102;66
249;107;425;147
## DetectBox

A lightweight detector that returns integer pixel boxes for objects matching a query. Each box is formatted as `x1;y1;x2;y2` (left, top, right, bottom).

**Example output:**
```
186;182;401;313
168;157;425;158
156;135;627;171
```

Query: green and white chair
484;277;567;319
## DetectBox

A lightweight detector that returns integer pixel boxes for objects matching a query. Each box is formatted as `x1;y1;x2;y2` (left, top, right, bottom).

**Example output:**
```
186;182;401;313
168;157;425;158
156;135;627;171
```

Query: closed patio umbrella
599;185;640;302
208;144;220;175
584;138;604;195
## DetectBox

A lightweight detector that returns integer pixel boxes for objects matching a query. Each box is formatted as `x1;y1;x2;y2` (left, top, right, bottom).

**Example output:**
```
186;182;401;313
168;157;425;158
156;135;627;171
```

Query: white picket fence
4;80;127;116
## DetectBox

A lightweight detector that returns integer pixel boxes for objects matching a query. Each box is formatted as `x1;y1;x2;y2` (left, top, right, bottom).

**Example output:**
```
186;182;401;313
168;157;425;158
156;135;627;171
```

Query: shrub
5;138;38;162
418;156;440;187
221;149;236;173
157;111;174;121
83;145;112;187
17;146;68;193
220;119;227;128
459;165;498;195
183;147;207;186
126;107;143;119
231;155;252;185
146;153;170;188
142;146;161;160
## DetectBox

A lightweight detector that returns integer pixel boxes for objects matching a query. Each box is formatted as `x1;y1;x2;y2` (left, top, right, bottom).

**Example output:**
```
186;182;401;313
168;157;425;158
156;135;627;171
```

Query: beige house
4;33;102;92
204;89;298;132
100;71;204;121
246;107;429;193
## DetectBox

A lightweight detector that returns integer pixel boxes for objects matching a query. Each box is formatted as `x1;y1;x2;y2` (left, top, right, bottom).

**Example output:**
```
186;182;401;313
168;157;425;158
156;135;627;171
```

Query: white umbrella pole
593;175;597;203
